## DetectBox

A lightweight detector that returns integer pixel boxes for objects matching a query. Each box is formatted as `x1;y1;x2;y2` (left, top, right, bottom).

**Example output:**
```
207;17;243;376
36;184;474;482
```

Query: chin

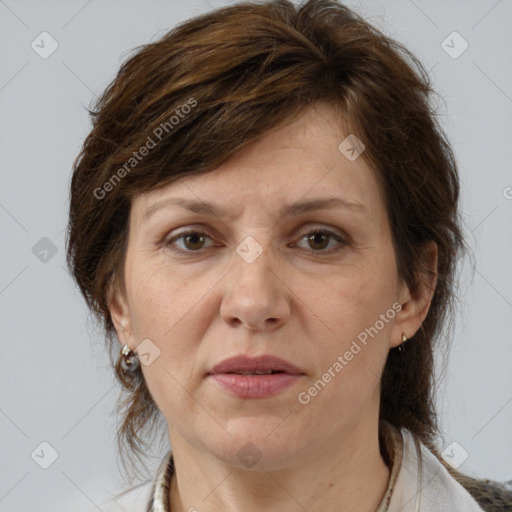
223;413;292;440
210;418;304;471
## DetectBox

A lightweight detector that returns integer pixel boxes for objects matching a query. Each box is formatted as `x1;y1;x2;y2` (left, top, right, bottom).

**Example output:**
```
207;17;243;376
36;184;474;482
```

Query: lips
208;354;304;376
207;355;305;399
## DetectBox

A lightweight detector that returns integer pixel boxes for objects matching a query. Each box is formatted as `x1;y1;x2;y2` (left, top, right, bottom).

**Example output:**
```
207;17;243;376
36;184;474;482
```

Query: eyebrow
143;196;367;222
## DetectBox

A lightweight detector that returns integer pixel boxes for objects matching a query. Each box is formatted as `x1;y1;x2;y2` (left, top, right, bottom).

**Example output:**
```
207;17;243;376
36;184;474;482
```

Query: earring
120;343;140;372
398;333;407;352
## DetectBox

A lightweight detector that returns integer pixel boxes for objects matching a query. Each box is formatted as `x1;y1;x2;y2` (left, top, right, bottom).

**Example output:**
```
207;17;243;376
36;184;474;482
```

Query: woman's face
110;103;431;470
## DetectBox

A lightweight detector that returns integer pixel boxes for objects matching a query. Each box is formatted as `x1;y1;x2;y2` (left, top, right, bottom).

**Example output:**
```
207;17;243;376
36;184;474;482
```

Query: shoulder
389;427;485;511
99;481;154;512
99;450;173;512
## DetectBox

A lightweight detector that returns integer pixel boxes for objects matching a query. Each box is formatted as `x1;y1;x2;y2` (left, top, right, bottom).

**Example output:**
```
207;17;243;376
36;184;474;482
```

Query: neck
168;418;390;512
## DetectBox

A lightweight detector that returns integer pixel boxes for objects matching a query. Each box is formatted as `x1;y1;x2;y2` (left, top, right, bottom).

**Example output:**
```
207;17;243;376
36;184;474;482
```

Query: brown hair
65;0;510;508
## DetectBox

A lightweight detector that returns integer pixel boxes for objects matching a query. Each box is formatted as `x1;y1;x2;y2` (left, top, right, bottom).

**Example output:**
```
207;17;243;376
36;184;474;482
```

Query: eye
295;228;346;253
165;229;214;253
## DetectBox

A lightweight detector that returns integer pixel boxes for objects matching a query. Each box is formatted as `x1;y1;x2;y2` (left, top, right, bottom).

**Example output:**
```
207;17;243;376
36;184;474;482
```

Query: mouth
206;354;304;398
207;354;304;376
207;372;304;399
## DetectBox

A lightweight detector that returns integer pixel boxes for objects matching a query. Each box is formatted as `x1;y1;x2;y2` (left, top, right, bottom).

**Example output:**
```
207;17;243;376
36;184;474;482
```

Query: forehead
131;104;384;224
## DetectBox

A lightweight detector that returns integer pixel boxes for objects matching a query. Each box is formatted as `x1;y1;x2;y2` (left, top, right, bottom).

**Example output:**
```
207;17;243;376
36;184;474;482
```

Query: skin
109;102;438;512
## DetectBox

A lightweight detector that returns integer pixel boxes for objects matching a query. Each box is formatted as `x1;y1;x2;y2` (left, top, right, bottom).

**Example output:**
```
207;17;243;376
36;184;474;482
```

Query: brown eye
297;229;346;253
165;230;213;253
182;233;206;250
307;232;330;250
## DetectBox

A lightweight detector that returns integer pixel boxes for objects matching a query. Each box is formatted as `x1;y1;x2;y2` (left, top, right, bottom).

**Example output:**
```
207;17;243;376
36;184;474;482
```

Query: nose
219;236;291;332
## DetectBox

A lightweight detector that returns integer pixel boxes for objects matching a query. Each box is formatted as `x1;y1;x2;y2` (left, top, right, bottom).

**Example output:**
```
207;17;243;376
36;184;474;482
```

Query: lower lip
207;373;303;398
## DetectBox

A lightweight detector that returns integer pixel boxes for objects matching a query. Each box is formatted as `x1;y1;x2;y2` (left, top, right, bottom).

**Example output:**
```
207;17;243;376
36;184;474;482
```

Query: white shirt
101;422;485;511
383;425;484;511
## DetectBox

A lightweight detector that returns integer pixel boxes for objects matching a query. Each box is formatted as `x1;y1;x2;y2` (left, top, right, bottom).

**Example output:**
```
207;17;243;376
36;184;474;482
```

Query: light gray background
1;0;511;510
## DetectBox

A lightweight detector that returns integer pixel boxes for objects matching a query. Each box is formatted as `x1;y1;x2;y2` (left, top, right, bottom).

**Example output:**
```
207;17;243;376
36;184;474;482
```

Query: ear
107;277;133;350
390;240;438;348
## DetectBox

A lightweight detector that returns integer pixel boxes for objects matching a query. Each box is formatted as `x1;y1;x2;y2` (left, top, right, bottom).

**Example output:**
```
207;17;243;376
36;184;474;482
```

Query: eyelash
163;227;347;255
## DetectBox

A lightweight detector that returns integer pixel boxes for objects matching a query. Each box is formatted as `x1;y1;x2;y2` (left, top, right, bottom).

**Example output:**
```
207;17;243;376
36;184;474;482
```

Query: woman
65;0;511;510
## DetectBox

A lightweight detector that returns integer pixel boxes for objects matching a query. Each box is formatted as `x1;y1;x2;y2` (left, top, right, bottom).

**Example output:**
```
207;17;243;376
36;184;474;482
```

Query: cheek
129;264;204;420
320;263;394;335
305;256;396;381
298;272;392;424
128;263;201;367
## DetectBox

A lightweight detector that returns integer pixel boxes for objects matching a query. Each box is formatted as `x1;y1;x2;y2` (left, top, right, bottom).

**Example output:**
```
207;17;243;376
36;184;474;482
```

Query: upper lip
208;355;304;375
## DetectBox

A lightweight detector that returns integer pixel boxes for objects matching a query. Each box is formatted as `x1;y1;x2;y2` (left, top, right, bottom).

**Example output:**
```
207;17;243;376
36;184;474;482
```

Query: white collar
386;426;484;511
